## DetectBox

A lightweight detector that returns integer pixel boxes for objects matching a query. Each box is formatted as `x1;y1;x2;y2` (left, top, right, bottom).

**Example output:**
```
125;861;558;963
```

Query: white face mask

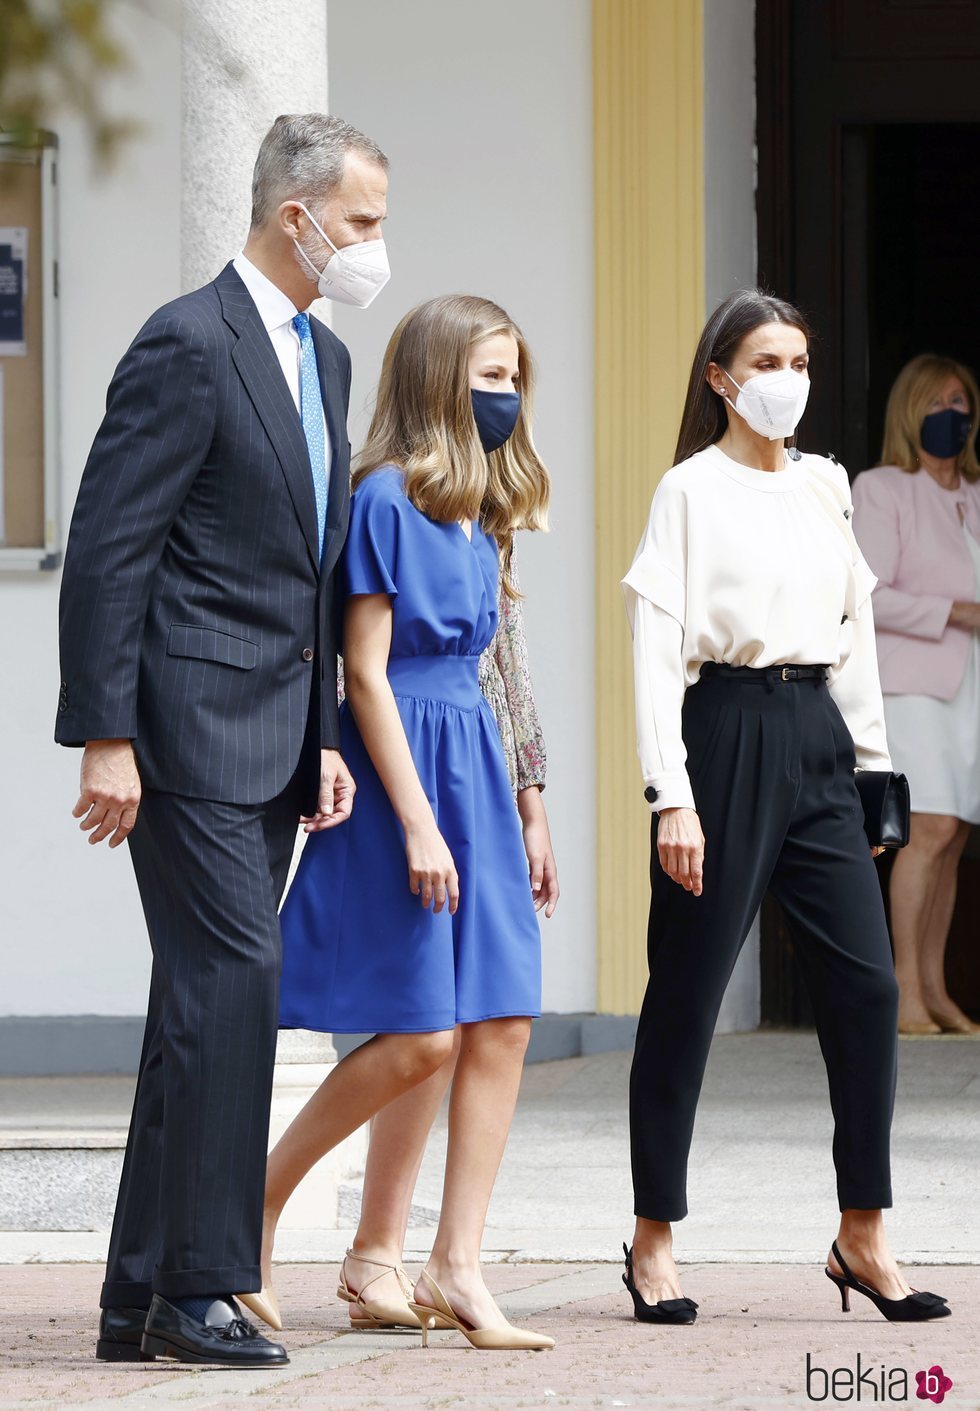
293;201;391;308
723;367;811;441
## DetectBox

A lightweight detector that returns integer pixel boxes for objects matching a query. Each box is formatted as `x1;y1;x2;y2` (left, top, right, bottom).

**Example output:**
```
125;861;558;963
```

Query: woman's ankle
348;1241;404;1268
632;1218;673;1256
425;1247;482;1282
838;1210;886;1252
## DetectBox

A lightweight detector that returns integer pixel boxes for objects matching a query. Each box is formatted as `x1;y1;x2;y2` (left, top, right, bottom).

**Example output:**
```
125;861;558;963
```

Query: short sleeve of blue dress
343;472;399;599
278;465;542;1035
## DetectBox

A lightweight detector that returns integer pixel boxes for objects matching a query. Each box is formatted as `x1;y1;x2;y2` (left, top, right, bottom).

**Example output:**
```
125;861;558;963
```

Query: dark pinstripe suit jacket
56;262;351;808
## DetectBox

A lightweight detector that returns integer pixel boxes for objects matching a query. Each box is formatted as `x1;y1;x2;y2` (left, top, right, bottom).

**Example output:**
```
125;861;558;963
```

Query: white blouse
622;443;892;812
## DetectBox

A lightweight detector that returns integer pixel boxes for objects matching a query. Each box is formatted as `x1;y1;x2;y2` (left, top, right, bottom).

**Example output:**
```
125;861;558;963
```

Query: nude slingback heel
237;1287;282;1332
408;1268;554;1351
338;1250;447;1331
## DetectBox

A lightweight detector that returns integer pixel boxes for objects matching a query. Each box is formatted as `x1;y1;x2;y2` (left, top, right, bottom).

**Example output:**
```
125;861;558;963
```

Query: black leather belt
699;662;829;684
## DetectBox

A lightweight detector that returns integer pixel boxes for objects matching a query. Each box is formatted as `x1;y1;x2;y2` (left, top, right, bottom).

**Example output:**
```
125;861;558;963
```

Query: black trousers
629;668;899;1223
100;773;303;1307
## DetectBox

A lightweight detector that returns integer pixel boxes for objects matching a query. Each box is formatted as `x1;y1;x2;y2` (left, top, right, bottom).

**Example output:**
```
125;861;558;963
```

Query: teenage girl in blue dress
252;294;554;1351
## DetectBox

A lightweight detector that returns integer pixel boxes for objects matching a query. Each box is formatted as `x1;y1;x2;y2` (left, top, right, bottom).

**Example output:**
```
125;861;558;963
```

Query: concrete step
0;1036;367;1234
0;1130;124;1231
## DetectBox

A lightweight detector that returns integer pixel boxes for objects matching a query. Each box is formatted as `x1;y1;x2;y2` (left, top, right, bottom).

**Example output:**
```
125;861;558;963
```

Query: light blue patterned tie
292;312;328;557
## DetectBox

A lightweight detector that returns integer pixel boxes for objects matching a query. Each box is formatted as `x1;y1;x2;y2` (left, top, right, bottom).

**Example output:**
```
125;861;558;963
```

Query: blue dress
278;466;542;1034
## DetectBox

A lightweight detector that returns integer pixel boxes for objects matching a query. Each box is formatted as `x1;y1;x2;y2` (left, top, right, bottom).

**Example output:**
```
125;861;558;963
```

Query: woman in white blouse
621;290;951;1326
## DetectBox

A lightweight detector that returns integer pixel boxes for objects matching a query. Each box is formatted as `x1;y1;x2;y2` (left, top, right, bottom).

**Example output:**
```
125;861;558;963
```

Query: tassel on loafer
825;1240;951;1322
622;1244;698;1325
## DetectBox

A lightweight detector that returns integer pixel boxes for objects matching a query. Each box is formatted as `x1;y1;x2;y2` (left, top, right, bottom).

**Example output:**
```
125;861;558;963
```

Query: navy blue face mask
920;408;972;460
471;388;521;453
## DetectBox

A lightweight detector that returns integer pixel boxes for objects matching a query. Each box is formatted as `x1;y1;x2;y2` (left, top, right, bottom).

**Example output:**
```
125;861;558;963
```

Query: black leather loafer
95;1305;152;1361
141;1295;288;1367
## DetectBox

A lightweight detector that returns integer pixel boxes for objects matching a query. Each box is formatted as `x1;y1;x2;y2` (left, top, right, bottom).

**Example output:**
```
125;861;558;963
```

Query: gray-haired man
57;115;389;1368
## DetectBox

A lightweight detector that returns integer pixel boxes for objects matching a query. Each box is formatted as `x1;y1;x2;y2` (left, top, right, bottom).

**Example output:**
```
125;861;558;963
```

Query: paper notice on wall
0;228;28;357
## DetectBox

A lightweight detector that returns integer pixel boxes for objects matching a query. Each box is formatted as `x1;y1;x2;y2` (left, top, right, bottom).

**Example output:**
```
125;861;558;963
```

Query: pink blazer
851;464;980;701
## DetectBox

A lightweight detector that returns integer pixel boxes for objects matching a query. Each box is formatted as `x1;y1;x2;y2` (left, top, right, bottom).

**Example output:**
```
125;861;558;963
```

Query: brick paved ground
1;1261;975;1410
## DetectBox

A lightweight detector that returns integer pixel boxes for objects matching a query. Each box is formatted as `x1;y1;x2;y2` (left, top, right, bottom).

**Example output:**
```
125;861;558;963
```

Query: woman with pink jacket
852;354;980;1036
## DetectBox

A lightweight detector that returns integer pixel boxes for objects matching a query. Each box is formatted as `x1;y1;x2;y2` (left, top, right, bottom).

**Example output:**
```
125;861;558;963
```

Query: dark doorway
755;0;980;1027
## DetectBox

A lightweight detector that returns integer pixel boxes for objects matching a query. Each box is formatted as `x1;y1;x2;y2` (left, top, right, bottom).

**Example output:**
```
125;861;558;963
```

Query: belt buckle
781;666;793;682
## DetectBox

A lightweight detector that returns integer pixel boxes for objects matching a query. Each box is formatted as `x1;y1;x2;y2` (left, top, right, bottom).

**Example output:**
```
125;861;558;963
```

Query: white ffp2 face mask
293;201;391;308
723;367;811;441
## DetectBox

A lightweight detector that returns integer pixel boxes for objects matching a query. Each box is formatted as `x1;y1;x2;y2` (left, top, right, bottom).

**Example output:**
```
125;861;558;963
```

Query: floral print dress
477;552;547;795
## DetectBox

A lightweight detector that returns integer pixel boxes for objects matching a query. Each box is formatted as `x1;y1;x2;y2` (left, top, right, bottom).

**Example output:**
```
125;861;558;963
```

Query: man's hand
302;749;356;832
657;806;706;896
74;740;141;848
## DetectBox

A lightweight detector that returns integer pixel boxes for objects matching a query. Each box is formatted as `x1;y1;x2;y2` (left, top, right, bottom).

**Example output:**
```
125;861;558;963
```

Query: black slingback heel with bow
622;1244;699;1325
825;1240;951;1322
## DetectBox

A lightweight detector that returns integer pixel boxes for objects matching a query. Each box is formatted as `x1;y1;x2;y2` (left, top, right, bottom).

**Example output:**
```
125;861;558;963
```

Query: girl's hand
404;818;459;914
657;807;705;896
871;845;886;859
517;787;560;917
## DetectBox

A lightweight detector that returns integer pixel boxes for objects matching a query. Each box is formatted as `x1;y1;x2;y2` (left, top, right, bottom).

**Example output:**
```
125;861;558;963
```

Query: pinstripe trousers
100;772;304;1307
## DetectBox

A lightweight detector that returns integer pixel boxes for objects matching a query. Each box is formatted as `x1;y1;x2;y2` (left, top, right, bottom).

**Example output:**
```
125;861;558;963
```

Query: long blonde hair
355;294;550;589
879;354;980;481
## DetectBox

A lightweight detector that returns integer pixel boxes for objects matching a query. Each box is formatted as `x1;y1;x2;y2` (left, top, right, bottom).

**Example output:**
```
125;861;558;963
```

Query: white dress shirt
232;252;331;466
622;444;892;812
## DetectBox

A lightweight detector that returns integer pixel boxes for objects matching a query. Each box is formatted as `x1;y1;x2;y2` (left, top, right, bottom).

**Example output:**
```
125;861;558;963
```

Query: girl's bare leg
343;1030;461;1306
260;1029;456;1282
416;1017;531;1329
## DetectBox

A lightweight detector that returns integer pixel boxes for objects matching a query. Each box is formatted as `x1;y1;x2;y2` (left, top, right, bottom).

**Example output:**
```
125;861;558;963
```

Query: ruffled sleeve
622;470;695;811
343;469;401;598
621;468;688;629
811;460;891;769
805;456;877;622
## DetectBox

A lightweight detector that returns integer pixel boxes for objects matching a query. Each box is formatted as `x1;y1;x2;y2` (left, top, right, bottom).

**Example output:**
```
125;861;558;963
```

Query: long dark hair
673;289;813;465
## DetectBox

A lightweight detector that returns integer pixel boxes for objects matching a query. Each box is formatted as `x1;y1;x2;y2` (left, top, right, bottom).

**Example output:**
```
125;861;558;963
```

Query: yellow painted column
593;0;705;1013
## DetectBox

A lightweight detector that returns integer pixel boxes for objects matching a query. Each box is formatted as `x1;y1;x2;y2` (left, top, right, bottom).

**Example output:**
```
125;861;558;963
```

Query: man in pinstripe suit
56;115;389;1367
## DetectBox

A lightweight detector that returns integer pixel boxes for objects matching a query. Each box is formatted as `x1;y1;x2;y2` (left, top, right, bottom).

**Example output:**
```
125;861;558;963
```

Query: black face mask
920;408;972;460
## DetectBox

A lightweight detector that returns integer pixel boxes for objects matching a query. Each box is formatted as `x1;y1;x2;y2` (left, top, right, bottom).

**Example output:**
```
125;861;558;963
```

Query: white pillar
270;1029;368;1230
181;0;329;290
180;1;367;1230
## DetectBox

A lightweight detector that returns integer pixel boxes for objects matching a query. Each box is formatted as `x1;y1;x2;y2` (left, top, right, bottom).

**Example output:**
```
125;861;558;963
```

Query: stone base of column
270;1030;368;1230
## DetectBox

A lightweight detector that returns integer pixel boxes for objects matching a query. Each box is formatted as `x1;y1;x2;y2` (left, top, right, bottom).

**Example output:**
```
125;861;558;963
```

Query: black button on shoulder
301;647;314;662
644;785;659;804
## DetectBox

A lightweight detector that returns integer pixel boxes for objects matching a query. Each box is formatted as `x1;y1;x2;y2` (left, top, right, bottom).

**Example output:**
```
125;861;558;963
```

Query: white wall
2;3;180;1015
704;0;761;1033
327;0;596;1012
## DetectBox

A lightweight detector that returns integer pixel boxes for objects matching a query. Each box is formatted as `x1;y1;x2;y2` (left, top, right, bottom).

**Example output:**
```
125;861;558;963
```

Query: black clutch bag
854;770;910;849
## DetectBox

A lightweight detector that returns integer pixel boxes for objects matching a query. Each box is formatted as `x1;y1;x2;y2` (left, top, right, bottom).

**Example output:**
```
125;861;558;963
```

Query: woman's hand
871;845;886;859
948;601;980;631
657;807;705;896
517;786;560;917
404;817;459;914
